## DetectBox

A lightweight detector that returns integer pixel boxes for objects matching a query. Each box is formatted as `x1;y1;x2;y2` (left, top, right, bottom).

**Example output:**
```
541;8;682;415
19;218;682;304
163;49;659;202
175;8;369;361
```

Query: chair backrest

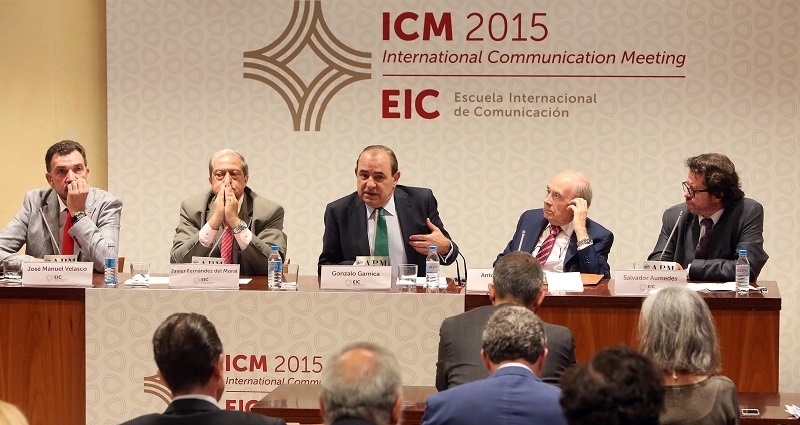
117;256;125;272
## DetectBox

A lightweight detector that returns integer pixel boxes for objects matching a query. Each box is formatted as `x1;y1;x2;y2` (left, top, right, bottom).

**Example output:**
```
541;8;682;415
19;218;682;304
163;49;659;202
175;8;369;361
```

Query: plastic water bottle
425;245;440;290
735;249;750;294
267;245;282;290
104;242;118;286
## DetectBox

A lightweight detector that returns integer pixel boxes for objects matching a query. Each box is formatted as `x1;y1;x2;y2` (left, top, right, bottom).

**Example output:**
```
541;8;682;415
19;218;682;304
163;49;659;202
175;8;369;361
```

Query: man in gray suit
171;149;287;276
0;140;122;272
648;153;768;281
435;251;576;390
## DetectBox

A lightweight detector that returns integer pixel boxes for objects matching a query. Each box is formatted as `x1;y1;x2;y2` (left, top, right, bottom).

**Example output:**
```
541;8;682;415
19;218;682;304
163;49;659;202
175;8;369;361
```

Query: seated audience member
319;342;403;425
120;313;286;425
0;400;29;425
639;286;739;424
318;145;458;276
559;345;664;425
648;152;767;281
422;307;567;425
436;251;576;389
170;149;287;275
0;140;121;272
496;170;613;278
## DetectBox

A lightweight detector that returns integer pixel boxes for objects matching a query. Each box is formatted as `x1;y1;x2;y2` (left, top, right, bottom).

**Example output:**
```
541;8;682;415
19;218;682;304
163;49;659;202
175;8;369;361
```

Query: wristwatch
231;221;248;234
576;235;593;247
71;211;87;224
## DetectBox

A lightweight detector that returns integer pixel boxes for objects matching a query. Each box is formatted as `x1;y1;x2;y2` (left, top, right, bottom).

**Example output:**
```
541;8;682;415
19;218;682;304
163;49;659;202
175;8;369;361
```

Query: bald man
496;170;614;278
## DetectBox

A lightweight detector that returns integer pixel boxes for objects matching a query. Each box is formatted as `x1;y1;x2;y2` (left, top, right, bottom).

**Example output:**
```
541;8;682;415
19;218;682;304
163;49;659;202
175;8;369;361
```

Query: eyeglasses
682;181;709;198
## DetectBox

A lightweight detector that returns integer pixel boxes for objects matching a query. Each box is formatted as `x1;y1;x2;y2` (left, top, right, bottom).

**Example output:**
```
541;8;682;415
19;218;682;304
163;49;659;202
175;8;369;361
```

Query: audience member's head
685;153;743;208
0;401;28;425
152;312;225;399
638;285;721;376
481;306;547;374
320;342;403;425
559;345;664;425
490;251;545;309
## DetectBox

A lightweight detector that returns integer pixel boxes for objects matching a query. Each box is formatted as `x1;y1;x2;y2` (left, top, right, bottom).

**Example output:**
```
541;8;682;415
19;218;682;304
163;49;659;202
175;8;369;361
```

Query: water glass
129;262;150;286
4;260;23;284
397;264;417;293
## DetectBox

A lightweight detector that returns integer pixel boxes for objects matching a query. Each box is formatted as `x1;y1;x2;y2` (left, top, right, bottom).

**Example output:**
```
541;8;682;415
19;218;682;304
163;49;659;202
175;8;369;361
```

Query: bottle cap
429;245;437;250
738;249;747;255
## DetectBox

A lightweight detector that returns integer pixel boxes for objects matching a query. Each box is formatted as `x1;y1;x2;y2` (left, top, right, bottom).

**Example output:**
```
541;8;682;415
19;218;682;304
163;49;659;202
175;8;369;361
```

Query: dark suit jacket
0;187;122;272
435;304;576;390
318;185;458;276
648;198;768;281
119;398;286;425
170;187;287;276
331;418;378;425
422;366;567;425
495;209;614;278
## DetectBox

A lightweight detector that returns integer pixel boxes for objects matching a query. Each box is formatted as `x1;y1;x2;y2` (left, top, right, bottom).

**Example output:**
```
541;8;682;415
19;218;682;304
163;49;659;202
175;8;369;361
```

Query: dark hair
482;306;546;365
685;153;744;207
493;251;543;306
45;140;87;172
559;345;664;425
152;313;223;394
357;145;399;175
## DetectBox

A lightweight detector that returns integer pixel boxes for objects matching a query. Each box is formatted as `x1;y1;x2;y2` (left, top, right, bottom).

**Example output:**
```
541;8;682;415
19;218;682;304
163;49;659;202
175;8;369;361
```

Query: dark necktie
536;226;561;264
374;208;389;257
62;210;74;255
220;224;234;264
695;218;713;259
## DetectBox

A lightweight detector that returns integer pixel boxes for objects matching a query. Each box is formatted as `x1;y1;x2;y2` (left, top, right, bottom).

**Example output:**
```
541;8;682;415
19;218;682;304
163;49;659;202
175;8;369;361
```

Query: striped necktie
535;226;561;264
220;224;234;264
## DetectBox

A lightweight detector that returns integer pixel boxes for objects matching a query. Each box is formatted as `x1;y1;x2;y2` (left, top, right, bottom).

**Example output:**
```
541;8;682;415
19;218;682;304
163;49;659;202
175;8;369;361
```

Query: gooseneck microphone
659;210;684;262
39;207;61;254
517;229;526;251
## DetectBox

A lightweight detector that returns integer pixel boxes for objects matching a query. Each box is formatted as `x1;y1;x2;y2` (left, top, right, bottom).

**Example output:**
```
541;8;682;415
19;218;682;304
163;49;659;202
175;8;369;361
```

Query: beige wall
0;0;107;226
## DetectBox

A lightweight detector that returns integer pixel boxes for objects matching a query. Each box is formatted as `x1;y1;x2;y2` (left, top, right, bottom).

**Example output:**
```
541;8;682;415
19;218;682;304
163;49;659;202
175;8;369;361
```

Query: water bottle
267;245;282;289
425;245;440;289
104;242;118;286
735;249;750;294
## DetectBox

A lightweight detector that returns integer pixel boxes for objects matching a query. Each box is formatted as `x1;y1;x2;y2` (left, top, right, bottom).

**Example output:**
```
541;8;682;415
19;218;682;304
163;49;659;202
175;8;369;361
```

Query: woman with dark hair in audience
639;286;739;425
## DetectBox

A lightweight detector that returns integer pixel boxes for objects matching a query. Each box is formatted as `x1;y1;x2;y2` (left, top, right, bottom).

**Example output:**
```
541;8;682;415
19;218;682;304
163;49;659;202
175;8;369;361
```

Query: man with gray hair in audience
320;342;403;425
422;307;567;425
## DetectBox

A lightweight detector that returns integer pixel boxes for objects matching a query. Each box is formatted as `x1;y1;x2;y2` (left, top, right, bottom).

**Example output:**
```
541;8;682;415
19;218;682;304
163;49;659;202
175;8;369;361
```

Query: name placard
169;264;240;289
320;266;391;290
191;256;224;265
466;268;493;292
613;269;688;295
22;262;93;287
633;260;680;271
354;256;389;267
44;254;79;262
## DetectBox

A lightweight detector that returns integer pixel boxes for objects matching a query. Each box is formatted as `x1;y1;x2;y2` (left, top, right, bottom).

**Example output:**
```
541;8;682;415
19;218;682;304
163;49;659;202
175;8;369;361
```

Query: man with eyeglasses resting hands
171;149;287;275
648;153;768;281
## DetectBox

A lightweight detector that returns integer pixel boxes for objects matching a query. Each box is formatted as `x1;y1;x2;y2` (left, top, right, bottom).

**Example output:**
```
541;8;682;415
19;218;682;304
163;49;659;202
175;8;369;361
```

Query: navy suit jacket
496;209;614;278
648;198;768;281
318;185;458;276
119;398;286;425
435;304;576;390
422;366;567;425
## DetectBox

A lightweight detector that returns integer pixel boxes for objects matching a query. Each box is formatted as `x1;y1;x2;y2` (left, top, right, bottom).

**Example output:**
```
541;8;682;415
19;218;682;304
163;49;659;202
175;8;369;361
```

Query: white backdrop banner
107;0;799;390
85;288;463;423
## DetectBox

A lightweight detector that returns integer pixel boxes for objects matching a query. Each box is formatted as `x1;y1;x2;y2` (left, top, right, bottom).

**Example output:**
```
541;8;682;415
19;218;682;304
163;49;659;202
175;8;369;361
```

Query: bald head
320;342;403;425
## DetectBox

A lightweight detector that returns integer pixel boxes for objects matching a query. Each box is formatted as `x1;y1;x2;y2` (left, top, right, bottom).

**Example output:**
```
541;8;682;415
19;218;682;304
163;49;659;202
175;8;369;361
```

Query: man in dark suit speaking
496;170;613;278
120;312;285;425
318;145;458;276
648;152;768;281
436;251;576;390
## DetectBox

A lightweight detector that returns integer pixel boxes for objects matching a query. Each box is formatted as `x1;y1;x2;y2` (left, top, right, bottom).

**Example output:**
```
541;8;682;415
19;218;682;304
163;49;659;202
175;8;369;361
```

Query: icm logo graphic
143;373;171;406
244;0;372;131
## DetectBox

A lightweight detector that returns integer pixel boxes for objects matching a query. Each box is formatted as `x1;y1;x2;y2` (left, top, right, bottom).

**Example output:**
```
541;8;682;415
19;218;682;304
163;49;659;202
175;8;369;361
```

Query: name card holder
191;256;224;265
320;266;391;290
169;264;240;289
22;262;93;287
44;254;79;262
613;269;688;295
466;268;493;292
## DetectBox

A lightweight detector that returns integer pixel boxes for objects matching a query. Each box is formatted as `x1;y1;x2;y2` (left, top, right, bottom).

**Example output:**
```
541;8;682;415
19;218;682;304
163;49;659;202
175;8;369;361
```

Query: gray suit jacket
0;187;122;272
648;198;768;281
435;304;576;390
170;187;287;276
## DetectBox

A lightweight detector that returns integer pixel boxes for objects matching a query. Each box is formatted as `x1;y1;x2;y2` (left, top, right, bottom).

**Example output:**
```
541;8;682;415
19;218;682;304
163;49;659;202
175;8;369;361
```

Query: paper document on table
687;282;736;291
785;404;800;418
545;272;584;292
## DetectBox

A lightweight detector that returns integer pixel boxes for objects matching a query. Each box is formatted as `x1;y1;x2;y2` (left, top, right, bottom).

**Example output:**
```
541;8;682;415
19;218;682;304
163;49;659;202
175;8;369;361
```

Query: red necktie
62;210;75;255
220;225;234;264
535;226;561;264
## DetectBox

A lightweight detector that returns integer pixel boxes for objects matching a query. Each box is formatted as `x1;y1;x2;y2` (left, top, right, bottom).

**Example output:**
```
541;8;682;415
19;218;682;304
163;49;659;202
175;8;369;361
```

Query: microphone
517;230;526;251
659;210;684;262
455;251;468;286
39;207;61;254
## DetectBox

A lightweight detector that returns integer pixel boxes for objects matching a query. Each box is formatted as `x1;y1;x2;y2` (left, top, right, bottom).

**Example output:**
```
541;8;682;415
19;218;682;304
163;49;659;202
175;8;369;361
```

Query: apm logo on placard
143;373;171;406
244;0;372;131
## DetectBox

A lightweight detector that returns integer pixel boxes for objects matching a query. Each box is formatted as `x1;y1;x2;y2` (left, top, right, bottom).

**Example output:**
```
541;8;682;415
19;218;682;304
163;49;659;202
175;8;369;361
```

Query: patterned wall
107;1;800;390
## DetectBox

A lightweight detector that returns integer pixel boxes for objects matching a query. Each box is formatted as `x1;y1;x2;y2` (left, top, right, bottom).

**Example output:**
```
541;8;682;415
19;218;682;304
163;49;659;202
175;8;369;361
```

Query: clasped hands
209;177;241;231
